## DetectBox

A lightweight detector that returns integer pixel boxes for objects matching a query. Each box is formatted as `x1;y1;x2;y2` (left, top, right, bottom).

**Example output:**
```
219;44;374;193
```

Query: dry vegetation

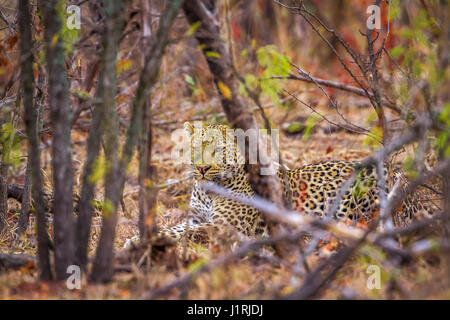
1;96;447;299
0;0;449;299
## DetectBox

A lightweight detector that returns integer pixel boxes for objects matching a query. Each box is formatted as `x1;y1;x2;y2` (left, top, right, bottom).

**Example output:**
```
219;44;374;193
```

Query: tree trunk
0;159;7;235
17;67;44;235
74;68;106;271
39;0;75;280
19;0;52;280
17;154;31;235
138;0;158;241
88;0;124;283
75;0;114;271
90;0;183;283
138;99;159;241
183;0;287;256
441;137;450;285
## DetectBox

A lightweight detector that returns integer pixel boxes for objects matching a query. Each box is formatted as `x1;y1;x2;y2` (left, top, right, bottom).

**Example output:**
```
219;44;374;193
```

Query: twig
152;95;296;126
283;89;381;142
272;73;400;113
289;62;371;134
144;232;303;299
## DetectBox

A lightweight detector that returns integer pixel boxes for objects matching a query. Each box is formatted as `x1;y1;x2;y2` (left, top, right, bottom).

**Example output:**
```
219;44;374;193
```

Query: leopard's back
279;159;430;226
159;123;431;244
279;160;377;222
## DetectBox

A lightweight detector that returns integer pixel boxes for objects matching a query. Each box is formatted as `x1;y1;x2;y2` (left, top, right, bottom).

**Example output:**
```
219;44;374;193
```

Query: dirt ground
1;91;448;299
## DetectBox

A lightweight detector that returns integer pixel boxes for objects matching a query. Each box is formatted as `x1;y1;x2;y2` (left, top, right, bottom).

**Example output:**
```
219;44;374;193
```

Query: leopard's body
160;122;428;242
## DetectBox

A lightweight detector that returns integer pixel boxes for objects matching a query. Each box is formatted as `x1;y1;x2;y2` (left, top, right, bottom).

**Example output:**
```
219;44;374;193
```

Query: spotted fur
160;123;429;242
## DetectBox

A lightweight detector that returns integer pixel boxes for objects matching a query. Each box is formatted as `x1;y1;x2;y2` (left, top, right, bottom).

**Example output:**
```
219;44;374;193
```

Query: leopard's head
184;122;244;182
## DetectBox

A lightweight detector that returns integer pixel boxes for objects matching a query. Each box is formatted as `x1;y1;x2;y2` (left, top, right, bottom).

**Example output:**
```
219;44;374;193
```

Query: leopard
159;122;432;243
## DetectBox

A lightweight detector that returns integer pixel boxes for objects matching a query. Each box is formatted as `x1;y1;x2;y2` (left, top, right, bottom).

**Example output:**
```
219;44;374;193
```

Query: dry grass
0;3;447;298
1;99;447;299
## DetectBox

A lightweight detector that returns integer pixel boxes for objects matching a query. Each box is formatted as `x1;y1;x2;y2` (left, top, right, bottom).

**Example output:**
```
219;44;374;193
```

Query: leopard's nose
198;166;211;175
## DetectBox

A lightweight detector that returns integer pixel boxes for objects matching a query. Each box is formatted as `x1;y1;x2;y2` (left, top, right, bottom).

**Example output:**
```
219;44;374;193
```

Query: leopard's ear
184;122;194;138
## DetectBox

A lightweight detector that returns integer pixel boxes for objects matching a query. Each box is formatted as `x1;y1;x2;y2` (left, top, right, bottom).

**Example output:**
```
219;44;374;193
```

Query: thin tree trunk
39;0;75;280
141;0;152;42
138;99;159;241
366;0;387;143
19;0;52;280
17;154;31;235
138;0;158;241
0;93;12;234
440;135;450;285
74;0;111;270
91;0;183;283
89;0;124;283
0;158;7;235
437;0;450;285
17;68;44;235
74;68;106;271
183;0;287;256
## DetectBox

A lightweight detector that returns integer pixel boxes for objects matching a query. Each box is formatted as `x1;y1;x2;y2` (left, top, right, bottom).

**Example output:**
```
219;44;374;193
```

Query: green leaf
116;59;132;74
238;82;248;97
210;114;222;124
302;114;320;141
0;122;22;167
187;258;207;272
352;172;371;200
244;74;258;90
255;45;291;107
413;9;431;29
286;122;304;133
438;103;450;126
389;0;401;20
365;110;378;126
71;89;93;100
89;155;107;184
402;155;418;179
412;60;424;77
445;145;450;158
184;74;195;86
205;51;221;58
102;199;115;218
363;126;383;148
256;45;291;77
435;131;447;150
398;27;414;39
186;21;201;36
389;46;405;59
402;48;415;67
415;30;429;48
56;0;79;55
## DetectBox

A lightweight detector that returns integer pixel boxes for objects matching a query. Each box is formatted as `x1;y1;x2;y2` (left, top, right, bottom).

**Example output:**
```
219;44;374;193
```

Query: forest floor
0;91;448;300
